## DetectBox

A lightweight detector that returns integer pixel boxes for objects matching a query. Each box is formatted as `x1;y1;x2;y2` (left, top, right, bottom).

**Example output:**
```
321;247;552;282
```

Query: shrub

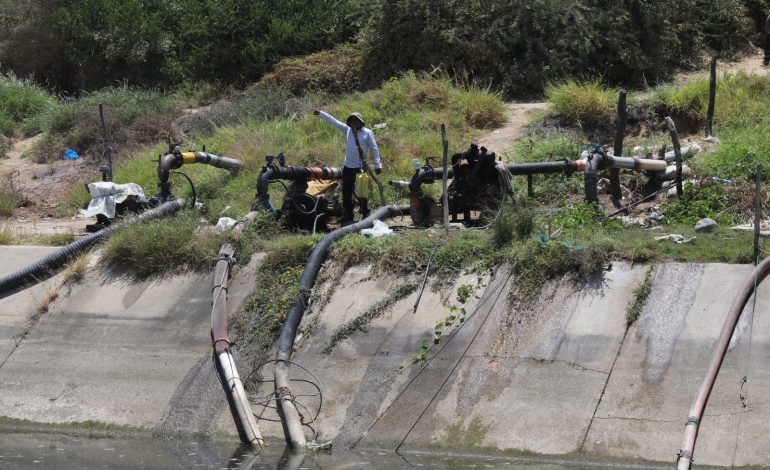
255;44;364;95
662;181;732;224
0;188;19;216
362;0;754;97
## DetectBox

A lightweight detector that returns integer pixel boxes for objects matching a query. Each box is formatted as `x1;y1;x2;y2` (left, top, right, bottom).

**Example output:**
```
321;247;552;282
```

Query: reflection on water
0;432;622;469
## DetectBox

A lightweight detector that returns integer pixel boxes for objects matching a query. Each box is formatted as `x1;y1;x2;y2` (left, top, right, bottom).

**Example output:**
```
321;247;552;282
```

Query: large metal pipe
157;151;243;188
211;211;263;450
256;165;343;216
274;204;409;448
677;256;770;469
0;198;186;294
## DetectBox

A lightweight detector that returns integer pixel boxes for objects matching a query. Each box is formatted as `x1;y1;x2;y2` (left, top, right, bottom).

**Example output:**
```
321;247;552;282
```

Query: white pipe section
217;350;264;449
613;144;700;164
275;351;307;448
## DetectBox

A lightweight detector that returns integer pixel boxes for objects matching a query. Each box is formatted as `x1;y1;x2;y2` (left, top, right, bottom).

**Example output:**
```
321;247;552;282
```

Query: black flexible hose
0;198;186;294
277;204;409;353
171;171;196;209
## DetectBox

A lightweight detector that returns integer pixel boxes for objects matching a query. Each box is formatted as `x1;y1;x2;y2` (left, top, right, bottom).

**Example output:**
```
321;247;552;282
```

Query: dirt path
480;102;549;156
1;135;92;238
480;50;768;157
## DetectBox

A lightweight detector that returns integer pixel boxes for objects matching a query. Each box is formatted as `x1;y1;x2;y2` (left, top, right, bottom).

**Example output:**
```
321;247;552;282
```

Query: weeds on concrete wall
627;265;654;325
321;282;417;356
233;234;320;364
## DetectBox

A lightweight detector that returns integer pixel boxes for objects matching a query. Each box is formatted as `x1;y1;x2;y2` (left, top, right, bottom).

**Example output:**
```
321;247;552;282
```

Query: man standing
314;109;382;224
765;13;770;66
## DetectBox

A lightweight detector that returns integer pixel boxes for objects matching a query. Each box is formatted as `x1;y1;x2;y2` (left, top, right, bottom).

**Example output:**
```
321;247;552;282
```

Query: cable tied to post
739;252;760;409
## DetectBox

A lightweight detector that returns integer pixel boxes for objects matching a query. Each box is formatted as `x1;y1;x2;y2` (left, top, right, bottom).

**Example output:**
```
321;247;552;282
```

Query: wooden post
665;117;683;196
755;165;762;265
611;90;628;199
441;124;449;229
706;54;717;139
98;104;114;182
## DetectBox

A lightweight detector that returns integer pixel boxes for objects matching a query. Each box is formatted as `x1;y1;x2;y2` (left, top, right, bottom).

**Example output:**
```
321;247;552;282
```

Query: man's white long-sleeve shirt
318;111;382;170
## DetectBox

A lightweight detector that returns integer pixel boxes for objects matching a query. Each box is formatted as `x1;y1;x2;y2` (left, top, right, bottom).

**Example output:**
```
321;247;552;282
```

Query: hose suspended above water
0;198;186;295
273;204;409;449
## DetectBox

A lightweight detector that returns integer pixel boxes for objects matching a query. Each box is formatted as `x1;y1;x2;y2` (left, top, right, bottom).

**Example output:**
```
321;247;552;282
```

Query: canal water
0;432;645;469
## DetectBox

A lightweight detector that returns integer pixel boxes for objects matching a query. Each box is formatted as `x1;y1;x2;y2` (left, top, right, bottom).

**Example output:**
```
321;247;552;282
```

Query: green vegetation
233;234;319;363
71;74;506;220
101;210;219;277
0;187;19;216
442;417;490;447
627;265;654;325
0;73;55;137
50;0;366;89
29;86;182;163
321;282;417;355
545;79;619;126
0;415;150;437
363;0;757;96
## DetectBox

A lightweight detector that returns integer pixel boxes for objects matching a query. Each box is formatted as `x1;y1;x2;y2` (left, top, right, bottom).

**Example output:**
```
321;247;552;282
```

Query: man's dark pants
341;166;359;223
342;166;370;223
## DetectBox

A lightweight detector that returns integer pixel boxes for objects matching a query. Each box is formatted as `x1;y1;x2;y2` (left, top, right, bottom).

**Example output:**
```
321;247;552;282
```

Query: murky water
0;432;656;469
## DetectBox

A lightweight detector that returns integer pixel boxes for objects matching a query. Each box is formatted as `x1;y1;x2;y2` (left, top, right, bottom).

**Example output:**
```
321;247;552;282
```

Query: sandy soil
1;134;93;237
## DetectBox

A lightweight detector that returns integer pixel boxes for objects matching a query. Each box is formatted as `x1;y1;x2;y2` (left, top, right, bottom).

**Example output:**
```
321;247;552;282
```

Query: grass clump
627;265;653;325
509;237;609;304
545;79;619;126
0;187;20;216
29;85;182;163
512;132;583;164
0;225;14;244
62;254;89;285
35;286;60;314
0;73;55;137
102;210;220;277
492;205;534;248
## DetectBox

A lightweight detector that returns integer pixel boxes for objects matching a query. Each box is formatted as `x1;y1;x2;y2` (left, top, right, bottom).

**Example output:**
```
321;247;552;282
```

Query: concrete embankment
1;244;769;467
0;246;253;437
250;261;770;467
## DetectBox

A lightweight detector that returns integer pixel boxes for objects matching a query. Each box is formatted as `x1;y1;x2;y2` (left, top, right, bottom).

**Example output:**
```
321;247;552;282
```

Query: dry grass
36;286;60;314
255;44;363;95
62;254;89;285
0;224;14;244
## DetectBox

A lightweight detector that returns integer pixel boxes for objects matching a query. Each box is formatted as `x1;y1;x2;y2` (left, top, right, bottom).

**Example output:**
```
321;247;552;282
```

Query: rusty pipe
211;211;263;450
677;256;770;469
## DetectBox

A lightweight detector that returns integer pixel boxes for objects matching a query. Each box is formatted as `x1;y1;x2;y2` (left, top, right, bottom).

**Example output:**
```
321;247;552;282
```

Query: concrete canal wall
1;245;768;467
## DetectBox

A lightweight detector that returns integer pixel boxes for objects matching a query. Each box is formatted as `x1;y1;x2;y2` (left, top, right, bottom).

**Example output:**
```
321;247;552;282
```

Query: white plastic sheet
360;219;393;237
79;182;145;218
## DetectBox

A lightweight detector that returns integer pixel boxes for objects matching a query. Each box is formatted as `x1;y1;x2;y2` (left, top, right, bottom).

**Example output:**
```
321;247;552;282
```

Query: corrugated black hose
0;198;186;295
277;204;409;353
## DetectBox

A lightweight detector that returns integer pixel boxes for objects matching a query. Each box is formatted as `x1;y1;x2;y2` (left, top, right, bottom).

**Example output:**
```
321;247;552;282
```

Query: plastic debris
78;182;145;218
215;217;238;230
360;219;393;237
710;176;732;185
64;149;79;160
655;234;696;244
